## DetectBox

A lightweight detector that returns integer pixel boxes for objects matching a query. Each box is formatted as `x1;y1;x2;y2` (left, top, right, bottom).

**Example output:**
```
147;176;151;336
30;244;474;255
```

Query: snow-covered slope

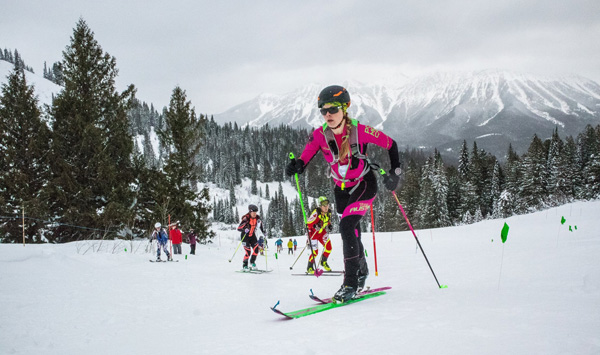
1;199;599;355
0;60;62;107
214;70;600;157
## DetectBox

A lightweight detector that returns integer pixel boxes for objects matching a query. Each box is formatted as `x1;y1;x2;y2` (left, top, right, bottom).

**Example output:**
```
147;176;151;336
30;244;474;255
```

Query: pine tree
458;140;470;180
520;134;547;210
0;63;51;242
490;160;502;215
159;86;213;241
579;125;600;199
46;19;136;242
546;127;563;203
396;159;420;228
556;136;578;200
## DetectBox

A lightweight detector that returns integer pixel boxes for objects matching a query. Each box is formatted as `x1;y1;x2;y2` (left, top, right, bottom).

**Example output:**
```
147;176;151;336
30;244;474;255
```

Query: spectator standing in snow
287;239;294;254
171;224;183;255
275;238;283;253
187;228;197;255
293;239;297;252
285;85;402;302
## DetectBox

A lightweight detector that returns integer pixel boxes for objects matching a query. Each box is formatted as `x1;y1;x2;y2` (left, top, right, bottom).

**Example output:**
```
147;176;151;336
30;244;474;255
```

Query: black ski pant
334;170;377;288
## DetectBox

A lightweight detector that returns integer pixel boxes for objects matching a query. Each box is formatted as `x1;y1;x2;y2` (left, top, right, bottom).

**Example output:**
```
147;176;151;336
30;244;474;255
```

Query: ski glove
383;167;403;191
285;158;305;176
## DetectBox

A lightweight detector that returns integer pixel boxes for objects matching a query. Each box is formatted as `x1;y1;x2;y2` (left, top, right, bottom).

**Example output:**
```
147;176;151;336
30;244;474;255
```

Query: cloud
2;0;599;113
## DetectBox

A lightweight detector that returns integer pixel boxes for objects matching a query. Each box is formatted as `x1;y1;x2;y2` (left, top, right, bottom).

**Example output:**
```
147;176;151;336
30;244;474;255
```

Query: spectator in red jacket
171;224;183;255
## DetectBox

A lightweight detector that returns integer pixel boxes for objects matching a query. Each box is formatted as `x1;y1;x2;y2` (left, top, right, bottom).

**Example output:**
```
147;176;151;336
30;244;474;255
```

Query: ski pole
379;169;446;289
228;233;247;262
293;224;326;270
289;243;307;269
289;152;323;276
370;204;379;276
392;190;446;289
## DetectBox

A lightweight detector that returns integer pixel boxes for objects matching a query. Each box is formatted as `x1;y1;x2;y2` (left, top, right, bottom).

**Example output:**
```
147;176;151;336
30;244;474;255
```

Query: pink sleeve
358;123;393;150
299;129;324;166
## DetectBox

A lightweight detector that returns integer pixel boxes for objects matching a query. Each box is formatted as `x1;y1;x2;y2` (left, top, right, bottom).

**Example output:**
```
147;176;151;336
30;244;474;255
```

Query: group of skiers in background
151;222;198;261
149;84;401;303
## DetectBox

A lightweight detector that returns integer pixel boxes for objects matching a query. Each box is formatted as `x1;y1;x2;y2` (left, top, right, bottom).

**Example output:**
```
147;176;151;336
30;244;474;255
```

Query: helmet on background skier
317;85;351;111
318;196;329;206
248;204;259;212
154;222;161;229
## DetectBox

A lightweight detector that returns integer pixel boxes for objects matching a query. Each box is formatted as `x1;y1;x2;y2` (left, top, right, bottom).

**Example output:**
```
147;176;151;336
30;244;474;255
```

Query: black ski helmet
318;85;351;108
248;204;258;212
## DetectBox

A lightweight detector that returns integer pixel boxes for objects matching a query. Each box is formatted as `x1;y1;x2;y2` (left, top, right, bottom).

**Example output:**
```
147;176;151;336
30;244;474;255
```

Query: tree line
0;19;212;243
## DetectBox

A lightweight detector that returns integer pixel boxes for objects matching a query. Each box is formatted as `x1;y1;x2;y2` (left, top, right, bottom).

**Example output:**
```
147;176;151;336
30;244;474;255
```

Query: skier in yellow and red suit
306;196;334;274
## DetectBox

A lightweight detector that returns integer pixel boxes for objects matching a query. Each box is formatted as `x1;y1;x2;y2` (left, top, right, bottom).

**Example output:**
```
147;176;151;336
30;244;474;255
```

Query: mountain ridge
214;70;600;157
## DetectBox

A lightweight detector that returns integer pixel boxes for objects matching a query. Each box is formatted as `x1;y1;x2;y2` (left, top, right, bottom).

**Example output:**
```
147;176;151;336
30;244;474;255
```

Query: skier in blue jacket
152;222;172;261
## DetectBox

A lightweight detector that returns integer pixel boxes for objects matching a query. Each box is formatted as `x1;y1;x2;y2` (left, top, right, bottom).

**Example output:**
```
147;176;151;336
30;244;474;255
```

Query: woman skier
285;85;401;302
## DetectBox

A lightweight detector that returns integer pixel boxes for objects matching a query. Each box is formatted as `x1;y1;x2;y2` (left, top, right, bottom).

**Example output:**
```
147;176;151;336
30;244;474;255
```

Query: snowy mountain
215;70;600;157
2;199;599;354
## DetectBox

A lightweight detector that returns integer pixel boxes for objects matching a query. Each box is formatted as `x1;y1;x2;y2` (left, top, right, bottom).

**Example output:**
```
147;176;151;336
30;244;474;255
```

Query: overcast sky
2;0;600;114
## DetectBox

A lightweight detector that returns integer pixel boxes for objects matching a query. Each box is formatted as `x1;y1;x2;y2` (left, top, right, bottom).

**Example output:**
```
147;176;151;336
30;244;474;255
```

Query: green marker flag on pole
569;225;573;232
501;222;509;243
561;216;566;225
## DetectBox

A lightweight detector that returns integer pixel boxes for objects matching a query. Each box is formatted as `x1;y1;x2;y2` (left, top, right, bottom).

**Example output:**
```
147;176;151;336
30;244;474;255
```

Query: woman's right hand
285;158;305;176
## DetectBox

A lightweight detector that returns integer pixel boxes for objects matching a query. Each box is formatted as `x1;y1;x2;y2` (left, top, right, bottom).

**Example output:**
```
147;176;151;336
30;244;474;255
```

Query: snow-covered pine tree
46;19;136;242
158;86;213;241
520;134;547;211
578;125;600;199
490;160;503;214
458;139;470;180
0;63;51;242
546;127;563;204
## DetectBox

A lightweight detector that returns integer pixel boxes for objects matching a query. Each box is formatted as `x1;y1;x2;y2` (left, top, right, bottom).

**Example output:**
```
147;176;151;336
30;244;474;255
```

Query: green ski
270;291;386;319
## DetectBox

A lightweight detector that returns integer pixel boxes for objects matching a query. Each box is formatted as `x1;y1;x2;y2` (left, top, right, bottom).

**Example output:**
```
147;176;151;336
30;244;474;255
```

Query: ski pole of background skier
289;152;323;276
380;169;447;289
289;223;327;270
228;233;247;262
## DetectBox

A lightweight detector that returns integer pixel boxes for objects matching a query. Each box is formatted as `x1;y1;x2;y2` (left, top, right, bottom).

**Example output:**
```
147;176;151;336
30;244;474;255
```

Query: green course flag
569;225;573;232
561;216;566;225
501;222;509;243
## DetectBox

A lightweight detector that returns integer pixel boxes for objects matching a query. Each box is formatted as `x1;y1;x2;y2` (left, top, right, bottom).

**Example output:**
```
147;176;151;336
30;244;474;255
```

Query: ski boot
250;263;257;270
332;285;357;304
156;257;161;262
307;260;316;274
321;258;331;271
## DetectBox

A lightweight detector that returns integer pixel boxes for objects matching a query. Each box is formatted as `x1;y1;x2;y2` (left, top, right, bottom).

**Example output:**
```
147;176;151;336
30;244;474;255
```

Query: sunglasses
320;201;329;206
320;106;340;116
